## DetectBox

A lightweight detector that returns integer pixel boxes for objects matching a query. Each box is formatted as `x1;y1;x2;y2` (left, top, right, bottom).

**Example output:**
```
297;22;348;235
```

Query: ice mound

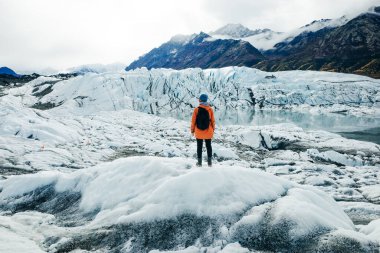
1;156;377;252
0;157;293;223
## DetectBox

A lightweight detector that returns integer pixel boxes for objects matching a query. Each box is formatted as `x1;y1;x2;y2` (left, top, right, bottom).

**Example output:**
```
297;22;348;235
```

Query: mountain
210;24;283;51
255;9;380;78
0;66;20;77
210;23;271;38
125;8;380;78
125;32;265;71
0;67;40;87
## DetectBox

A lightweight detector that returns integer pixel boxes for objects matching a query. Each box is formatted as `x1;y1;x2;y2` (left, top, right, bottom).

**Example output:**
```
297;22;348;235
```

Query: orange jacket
191;104;215;139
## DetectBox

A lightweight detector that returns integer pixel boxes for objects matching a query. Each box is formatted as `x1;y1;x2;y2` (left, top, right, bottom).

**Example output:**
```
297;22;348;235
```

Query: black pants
197;139;212;159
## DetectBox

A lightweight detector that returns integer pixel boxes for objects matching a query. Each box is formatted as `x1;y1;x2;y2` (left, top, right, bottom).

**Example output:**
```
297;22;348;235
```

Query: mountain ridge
125;8;380;78
256;11;380;78
210;23;273;38
126;32;265;70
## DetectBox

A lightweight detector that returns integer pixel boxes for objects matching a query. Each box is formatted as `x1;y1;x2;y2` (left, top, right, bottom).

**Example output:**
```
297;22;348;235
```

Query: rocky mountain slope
257;10;380;78
125;32;265;71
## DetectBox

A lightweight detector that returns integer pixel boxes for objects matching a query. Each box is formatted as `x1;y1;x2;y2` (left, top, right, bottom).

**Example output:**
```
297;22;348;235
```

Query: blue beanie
199;94;208;102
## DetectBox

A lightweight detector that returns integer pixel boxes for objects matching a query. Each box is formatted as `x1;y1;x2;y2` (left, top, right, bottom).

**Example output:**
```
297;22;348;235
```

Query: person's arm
210;108;215;130
191;108;198;134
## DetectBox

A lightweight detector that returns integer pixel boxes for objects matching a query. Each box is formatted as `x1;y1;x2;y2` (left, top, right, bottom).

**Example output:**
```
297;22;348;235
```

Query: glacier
1;67;380;252
6;67;379;117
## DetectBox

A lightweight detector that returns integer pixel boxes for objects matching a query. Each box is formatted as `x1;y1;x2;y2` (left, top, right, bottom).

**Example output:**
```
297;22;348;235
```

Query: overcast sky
1;0;379;73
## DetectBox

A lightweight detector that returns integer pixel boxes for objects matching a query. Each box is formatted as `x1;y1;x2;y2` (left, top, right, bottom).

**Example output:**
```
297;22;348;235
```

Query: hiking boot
196;158;202;167
207;157;212;167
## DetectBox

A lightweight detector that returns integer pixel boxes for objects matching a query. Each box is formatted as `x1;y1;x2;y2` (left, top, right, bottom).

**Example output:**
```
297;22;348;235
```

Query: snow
322;228;379;249
149;243;252;253
0;212;55;253
66;63;126;74
241;30;284;50
208;15;352;50
1;67;380;252
0;98;83;144
0;227;45;253
360;219;380;242
272;187;355;237
0;156;367;252
1;157;294;225
211;24;261;38
170;34;196;44
307;149;364;166
339;201;380;224
304;175;335;186
218;243;251;253
0;171;58;198
0;91;379;200
211;143;239;160
5;67;380;122
361;185;380;202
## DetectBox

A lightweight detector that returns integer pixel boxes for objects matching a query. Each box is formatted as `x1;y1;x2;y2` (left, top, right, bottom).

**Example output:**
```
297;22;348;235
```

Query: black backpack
196;107;210;130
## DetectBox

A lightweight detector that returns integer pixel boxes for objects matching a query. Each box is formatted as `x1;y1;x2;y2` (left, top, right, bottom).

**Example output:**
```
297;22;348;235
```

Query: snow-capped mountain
258;9;380;78
210;23;272;38
125;7;380;78
126;32;265;71
1;68;380;252
277;15;351;45
209;17;350;51
209;24;283;51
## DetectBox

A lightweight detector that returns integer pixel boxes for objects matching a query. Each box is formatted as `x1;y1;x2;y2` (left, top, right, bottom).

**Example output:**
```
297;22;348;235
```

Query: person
191;94;215;167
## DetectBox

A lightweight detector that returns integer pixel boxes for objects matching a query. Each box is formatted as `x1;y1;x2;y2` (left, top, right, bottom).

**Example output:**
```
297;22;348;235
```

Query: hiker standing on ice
191;94;215;167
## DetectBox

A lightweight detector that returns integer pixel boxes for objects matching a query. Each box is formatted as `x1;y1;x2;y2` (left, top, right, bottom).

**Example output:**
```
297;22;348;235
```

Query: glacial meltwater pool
217;109;380;145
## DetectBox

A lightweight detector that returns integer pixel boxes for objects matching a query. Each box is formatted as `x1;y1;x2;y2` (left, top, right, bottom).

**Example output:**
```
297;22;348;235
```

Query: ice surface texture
2;157;377;252
1;67;380;252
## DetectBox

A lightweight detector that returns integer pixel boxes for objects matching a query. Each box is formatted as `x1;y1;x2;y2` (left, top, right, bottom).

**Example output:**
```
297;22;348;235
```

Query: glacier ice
0;67;380;252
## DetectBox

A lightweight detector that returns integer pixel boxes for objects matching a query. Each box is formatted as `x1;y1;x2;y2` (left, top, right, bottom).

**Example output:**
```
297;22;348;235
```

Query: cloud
202;0;380;31
0;0;379;72
0;0;211;72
